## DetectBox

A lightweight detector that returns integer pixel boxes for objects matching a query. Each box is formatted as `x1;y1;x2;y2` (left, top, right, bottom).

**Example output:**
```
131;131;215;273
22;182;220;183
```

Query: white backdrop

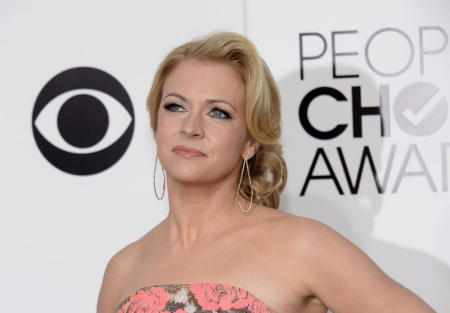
0;0;448;312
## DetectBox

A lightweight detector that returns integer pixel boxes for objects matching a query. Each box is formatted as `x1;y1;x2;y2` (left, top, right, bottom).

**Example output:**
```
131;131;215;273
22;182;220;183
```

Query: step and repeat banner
1;0;448;312
246;0;450;311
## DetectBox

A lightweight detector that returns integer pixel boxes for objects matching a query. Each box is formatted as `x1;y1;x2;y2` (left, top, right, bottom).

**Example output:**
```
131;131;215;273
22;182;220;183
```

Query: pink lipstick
172;145;206;158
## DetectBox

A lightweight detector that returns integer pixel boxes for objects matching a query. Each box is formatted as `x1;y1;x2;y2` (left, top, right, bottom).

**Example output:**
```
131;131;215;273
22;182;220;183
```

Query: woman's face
155;58;257;184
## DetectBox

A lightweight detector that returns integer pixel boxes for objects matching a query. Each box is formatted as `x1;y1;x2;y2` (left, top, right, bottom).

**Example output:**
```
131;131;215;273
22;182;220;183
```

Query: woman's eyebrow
163;92;186;101
164;93;237;113
206;99;236;112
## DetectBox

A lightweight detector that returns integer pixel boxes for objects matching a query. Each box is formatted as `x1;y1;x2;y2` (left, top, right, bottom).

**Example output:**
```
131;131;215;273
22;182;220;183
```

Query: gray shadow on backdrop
277;66;450;312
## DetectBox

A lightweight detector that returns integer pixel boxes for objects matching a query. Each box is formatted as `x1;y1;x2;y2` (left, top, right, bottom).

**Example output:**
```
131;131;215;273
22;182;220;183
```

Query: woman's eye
210;108;231;119
163;103;230;120
163;103;184;112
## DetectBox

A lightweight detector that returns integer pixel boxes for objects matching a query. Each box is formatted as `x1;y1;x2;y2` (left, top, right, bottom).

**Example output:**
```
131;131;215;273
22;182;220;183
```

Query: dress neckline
116;282;277;313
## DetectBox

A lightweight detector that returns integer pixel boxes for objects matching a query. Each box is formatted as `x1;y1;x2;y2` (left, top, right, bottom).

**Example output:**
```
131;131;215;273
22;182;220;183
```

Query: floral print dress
116;283;277;313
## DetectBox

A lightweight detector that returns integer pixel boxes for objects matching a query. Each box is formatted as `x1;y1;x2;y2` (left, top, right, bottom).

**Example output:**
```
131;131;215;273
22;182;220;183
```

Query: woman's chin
167;171;210;184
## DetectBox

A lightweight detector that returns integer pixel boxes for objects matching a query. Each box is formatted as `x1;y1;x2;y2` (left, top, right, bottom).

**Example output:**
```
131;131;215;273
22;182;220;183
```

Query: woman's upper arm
298;219;435;313
97;249;131;313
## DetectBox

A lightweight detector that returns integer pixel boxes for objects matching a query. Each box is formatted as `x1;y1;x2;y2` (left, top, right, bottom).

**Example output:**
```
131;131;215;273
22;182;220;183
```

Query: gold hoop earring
237;154;254;213
153;154;166;200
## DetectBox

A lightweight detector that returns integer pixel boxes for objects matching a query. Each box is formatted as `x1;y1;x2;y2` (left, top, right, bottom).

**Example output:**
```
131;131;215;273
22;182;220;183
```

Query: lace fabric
116;283;277;313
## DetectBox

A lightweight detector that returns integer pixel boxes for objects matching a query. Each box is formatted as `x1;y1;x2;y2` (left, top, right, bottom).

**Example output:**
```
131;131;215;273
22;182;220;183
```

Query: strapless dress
116;283;277;313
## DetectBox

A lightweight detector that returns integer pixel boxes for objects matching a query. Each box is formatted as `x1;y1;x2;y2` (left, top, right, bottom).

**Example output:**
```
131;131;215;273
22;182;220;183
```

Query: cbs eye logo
32;67;134;175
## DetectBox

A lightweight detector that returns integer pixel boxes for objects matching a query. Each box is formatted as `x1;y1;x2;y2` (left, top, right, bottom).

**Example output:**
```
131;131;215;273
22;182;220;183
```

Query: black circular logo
32;67;134;175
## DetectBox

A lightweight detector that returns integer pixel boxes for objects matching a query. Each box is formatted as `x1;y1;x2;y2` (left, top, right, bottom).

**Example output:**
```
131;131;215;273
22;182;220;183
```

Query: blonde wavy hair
147;31;287;210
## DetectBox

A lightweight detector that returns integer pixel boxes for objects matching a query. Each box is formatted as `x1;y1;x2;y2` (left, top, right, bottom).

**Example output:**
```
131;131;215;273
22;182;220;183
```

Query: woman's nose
180;110;204;138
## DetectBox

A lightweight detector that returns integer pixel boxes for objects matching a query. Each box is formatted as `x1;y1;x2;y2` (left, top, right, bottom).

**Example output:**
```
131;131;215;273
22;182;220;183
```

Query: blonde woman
97;32;434;313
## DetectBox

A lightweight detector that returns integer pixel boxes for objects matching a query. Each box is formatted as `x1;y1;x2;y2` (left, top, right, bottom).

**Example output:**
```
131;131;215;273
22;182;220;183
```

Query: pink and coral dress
116;283;277;313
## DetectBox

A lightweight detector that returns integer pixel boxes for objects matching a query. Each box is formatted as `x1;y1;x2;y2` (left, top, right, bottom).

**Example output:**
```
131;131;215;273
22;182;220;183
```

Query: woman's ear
243;139;260;159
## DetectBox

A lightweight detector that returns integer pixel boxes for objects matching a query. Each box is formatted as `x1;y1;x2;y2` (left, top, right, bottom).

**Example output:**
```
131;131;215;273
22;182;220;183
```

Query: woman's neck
161;174;249;250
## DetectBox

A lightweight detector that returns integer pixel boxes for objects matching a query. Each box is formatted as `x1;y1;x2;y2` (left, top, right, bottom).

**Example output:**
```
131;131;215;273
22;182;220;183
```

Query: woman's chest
117;245;323;313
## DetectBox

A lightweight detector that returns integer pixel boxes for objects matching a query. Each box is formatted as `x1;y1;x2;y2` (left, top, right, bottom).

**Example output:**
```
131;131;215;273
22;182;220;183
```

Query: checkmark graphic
394;81;447;136
402;89;443;126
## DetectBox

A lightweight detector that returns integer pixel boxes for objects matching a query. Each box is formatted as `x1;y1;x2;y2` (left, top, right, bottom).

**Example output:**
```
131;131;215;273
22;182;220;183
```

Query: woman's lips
172;145;206;158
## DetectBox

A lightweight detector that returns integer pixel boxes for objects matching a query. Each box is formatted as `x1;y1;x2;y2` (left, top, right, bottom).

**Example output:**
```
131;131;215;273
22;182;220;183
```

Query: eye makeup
162;103;231;120
163;103;184;112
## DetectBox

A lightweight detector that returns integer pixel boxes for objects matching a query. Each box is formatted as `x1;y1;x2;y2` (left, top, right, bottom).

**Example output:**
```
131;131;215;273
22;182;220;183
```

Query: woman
97;32;434;313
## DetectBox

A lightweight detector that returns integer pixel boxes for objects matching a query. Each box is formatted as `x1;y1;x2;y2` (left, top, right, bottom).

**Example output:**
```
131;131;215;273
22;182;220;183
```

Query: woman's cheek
156;117;175;142
221;129;244;155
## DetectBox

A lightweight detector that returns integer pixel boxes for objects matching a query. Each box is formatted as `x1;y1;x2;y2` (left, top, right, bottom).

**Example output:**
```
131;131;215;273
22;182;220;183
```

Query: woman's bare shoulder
107;240;141;273
97;225;162;313
105;222;164;273
257;205;340;241
97;242;136;313
256;206;359;269
260;207;435;313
